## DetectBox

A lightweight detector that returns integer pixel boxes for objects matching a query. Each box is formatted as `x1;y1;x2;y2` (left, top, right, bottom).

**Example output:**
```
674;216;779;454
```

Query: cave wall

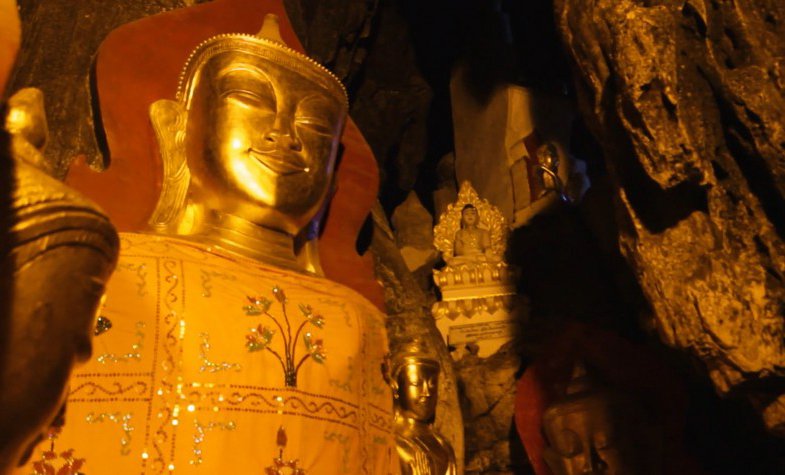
554;0;785;434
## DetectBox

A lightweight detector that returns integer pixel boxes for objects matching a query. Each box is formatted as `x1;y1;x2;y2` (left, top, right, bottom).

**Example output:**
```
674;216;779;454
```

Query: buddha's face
537;143;559;171
543;398;636;475
395;362;439;423
461;207;478;228
184;52;345;235
1;246;109;470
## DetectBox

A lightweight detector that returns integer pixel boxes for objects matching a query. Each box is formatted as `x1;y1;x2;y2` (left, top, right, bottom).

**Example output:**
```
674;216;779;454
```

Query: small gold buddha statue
387;340;457;475
432;181;517;322
33;13;397;475
1;86;119;473
542;363;661;475
451;204;497;266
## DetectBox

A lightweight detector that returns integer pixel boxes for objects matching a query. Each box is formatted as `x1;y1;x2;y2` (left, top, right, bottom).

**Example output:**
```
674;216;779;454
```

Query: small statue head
156;14;348;236
4;87;54;174
542;363;656;475
1;120;118;471
536;142;559;172
387;340;440;424
459;204;479;229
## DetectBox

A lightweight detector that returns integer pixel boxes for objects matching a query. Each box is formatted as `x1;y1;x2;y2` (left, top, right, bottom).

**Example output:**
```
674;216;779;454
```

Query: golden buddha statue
387;340;457;475
1;85;119;473
28;14;397;475
432;182;518;326
451;204;496;266
542;363;661;475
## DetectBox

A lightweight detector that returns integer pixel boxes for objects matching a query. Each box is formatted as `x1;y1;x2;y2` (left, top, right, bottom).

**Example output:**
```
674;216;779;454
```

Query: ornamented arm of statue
148;98;189;230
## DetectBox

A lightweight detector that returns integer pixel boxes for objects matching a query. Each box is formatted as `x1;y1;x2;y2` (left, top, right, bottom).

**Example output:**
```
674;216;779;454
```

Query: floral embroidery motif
244;286;326;387
265;427;306;474
31;428;85;475
31;449;85;475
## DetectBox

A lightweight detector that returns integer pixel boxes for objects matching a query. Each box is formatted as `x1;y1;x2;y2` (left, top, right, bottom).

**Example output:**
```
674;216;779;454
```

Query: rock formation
555;0;785;434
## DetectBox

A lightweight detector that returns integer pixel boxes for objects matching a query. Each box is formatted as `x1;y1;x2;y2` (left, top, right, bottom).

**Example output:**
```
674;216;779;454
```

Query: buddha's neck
395;412;433;432
166;208;303;272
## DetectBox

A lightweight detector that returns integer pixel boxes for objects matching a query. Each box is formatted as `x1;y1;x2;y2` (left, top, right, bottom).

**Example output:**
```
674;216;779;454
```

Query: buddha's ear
4;87;56;176
542;446;569;475
382;354;397;392
148;99;190;230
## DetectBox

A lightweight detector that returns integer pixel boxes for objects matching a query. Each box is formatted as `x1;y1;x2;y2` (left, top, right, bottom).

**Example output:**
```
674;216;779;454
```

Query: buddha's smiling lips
249;148;308;176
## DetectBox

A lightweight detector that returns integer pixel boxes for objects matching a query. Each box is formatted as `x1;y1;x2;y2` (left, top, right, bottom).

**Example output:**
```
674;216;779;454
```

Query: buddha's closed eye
222;89;276;111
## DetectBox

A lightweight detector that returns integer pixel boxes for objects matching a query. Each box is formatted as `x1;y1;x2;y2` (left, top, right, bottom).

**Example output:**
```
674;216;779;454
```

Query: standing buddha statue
387;340;457;475
34;14;397;475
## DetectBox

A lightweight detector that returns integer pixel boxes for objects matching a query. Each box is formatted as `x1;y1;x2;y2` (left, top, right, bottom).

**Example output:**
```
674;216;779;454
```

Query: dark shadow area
714;90;785;240
0;128;16;456
601;85;710;235
367;0;785;473
89;58;109;171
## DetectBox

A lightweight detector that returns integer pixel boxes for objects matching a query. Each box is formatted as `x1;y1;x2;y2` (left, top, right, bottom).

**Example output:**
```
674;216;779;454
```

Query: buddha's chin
17;432;43;467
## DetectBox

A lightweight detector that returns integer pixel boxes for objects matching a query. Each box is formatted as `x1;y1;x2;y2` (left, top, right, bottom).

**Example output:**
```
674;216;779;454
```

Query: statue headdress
388;338;440;379
2;87;118;268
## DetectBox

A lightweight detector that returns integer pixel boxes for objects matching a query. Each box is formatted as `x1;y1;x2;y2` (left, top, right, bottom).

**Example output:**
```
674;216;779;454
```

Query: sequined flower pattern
32;449;86;475
303;332;326;364
265;427;307;474
244;295;272;316
242;286;326;387
246;325;275;352
298;303;325;328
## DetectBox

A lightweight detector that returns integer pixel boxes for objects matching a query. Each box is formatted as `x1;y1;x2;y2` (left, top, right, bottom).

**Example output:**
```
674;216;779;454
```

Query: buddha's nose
264;115;303;152
582;446;608;474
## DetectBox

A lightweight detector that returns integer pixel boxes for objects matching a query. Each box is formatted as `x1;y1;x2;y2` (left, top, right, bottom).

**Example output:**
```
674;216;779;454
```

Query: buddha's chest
47;235;397;475
456;229;482;250
100;245;365;391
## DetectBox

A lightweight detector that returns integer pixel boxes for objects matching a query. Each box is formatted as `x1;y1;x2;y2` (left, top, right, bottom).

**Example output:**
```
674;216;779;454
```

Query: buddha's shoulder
115;232;383;314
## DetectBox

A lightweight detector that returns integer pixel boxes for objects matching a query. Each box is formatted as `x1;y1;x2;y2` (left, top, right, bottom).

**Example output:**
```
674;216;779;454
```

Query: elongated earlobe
149;99;189;229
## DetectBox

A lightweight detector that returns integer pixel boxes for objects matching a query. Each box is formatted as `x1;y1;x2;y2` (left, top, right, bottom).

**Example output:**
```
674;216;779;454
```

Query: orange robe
47;233;397;474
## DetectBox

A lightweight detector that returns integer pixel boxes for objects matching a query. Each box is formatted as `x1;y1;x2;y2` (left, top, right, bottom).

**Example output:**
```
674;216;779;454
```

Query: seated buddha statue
431;181;517;322
32;14;397;474
1;85;119;473
387;340;457;475
450;204;497;266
